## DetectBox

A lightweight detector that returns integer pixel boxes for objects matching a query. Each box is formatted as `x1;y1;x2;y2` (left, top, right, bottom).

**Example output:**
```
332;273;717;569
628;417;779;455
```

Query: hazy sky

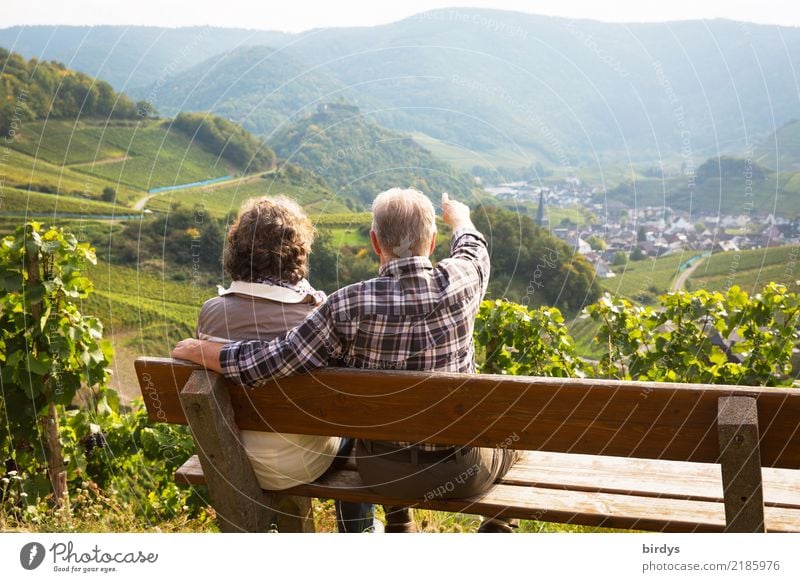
3;0;800;31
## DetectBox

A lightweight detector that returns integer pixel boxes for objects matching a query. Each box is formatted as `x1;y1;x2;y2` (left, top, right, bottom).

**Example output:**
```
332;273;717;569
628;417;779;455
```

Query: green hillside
10;119;237;193
3;117;347;218
0;51;344;220
687;245;800;294
143;165;349;218
272;103;485;205
754;119;800;173
598;245;800;304
136;45;349;137
605;155;799;215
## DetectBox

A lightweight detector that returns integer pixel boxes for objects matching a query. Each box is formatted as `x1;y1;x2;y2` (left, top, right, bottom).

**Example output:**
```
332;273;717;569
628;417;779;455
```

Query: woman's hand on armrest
172;338;225;374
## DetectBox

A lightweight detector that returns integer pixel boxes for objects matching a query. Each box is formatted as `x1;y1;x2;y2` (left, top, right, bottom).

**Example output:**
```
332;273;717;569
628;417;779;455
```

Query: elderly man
173;189;518;532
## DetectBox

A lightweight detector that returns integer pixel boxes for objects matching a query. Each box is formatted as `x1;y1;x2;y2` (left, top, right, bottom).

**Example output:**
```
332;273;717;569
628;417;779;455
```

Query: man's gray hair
371;188;437;258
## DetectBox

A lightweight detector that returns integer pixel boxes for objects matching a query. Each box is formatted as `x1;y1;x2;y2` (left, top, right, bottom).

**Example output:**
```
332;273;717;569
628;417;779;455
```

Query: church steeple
536;190;547;228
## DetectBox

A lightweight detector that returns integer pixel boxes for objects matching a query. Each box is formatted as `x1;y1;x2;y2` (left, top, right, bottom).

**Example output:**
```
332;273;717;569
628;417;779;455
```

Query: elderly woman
196;195;374;533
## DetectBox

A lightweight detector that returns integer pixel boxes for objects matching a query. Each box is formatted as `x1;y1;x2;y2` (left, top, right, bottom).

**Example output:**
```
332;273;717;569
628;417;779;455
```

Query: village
486;178;800;279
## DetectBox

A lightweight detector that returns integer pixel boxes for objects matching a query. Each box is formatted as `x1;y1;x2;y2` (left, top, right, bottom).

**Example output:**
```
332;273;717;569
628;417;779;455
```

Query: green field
143;173;349;218
687;245;800;294
594;245;800;303
600;252;689;303
10;120;130;165
1;187;122;216
83;260;214;356
1;146;141;209
2;119;349;220
11;119;237;192
326;227;370;248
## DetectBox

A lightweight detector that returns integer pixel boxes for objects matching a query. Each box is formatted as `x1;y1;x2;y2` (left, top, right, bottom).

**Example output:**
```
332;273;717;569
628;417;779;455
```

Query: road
132;171;273;211
671;256;705;292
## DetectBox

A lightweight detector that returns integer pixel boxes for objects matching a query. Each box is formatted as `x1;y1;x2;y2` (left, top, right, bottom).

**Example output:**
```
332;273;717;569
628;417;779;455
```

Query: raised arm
440;192;490;295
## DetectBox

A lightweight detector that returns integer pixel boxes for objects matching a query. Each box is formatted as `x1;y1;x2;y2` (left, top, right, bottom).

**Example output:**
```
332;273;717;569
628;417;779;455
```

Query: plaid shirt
220;228;490;451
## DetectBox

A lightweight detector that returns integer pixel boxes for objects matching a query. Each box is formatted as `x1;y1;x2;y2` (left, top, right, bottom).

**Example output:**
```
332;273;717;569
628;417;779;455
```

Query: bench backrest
134;357;800;469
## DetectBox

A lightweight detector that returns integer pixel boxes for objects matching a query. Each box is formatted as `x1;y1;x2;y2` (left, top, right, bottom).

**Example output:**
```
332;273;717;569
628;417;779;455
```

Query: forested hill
135;45;349;137
0;45;277;176
272;103;484;206
755;119;800;174
0;47;151;133
0;50;346;218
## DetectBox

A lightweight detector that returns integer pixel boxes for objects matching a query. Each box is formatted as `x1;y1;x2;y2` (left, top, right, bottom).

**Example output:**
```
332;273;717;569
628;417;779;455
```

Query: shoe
384;506;418;533
477;517;519;533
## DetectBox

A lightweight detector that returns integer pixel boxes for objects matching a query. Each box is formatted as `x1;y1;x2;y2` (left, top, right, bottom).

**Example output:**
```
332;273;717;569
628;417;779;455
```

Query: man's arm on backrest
174;301;341;387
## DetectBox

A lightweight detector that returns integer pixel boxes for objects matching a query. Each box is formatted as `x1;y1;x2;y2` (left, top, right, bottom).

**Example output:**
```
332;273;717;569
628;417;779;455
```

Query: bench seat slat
505;451;800;508
174;454;800;533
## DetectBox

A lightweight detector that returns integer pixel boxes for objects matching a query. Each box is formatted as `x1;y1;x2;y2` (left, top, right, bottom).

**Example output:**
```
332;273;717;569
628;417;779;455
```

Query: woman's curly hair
224;195;316;284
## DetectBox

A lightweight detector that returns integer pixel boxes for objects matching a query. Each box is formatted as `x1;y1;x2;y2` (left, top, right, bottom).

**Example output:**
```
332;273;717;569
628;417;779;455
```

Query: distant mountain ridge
3;10;799;172
133;45;350;136
0;25;290;91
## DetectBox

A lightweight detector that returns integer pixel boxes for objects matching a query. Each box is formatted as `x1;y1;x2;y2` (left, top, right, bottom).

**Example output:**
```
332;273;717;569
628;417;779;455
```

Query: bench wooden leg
181;370;315;532
717;396;766;533
275;495;315;533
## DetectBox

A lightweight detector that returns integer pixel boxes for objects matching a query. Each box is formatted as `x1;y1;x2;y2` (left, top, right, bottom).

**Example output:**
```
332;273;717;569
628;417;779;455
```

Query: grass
143;173;349;218
0;489;217;533
496;200;595;227
313;212;373;227
1;120;353;220
1;146;141;209
567;313;606;360
10;119;131;165
327;227;370;248
600;252;689;302
3;491;612;533
410;132;505;172
687;245;800;294
596;246;800;302
11;119;236;192
1;187;123;216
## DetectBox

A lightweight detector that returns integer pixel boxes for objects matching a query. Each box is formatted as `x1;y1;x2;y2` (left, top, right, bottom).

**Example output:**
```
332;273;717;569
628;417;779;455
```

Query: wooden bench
134;356;800;533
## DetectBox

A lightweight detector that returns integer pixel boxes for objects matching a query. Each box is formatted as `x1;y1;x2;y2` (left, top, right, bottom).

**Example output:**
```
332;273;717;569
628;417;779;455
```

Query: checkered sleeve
219;301;341;387
449;228;491;295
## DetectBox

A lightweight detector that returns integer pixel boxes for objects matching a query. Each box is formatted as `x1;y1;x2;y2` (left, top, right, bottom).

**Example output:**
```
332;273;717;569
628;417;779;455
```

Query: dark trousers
356;440;519;499
328;438;375;533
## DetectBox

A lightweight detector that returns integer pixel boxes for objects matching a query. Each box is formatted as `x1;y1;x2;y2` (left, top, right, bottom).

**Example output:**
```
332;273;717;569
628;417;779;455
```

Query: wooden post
180;370;309;532
717;396;765;532
27;241;68;508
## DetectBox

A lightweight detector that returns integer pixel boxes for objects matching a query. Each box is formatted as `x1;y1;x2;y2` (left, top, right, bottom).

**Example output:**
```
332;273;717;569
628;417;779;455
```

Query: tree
630;247;646;261
471;206;600;311
101;187;116;203
173;112;275;172
0;223;112;506
612;251;627;266
637;226;647;242
135;100;159;119
587;235;606;251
